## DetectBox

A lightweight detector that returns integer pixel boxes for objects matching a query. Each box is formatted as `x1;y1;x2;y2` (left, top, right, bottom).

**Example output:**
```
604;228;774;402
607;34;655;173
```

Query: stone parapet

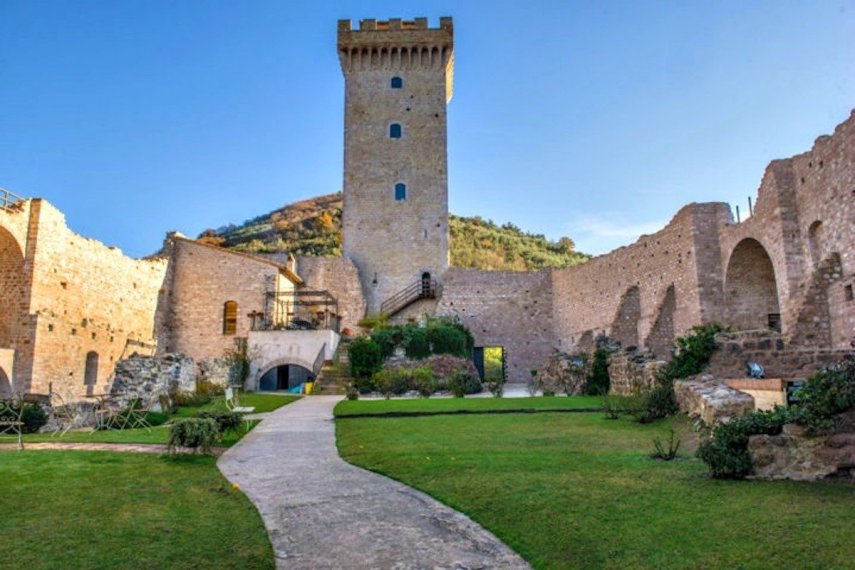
674;374;755;425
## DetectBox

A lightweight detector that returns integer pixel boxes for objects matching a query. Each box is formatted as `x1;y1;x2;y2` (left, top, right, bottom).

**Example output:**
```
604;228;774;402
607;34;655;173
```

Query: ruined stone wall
296;256;367;334
436;268;554;383
716;111;855;348
0;199;168;398
551;203;727;359
339;18;453;313
156;237;288;365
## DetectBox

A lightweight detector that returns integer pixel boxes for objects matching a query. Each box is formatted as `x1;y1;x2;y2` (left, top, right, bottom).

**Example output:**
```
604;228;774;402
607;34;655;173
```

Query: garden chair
49;392;90;436
0;396;25;450
114;397;154;432
225;387;255;414
225;387;255;430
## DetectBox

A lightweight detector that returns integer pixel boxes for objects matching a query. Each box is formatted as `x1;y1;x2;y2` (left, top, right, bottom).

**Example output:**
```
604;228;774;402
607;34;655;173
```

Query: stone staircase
312;339;352;395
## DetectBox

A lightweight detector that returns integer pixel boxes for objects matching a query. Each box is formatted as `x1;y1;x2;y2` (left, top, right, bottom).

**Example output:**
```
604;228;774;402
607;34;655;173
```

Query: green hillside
201;193;589;271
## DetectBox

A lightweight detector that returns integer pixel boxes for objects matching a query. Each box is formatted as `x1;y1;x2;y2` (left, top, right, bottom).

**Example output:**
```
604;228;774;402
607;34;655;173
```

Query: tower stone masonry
338;17;454;313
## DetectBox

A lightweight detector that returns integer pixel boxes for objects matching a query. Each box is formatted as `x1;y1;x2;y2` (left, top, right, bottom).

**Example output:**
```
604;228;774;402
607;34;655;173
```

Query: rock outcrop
749;416;855;481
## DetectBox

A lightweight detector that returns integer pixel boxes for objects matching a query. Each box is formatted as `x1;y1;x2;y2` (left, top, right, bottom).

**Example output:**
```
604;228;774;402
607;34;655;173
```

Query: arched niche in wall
0;226;25;347
724;238;781;332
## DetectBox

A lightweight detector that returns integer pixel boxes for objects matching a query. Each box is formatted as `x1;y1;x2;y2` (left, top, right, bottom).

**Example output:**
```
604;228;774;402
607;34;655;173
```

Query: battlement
337;17;452;33
338;17;454;75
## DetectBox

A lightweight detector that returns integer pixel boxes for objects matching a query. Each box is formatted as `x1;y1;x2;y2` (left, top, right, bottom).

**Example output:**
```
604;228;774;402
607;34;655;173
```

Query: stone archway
724;238;781;332
808;220;824;267
0;226;26;347
257;359;315;392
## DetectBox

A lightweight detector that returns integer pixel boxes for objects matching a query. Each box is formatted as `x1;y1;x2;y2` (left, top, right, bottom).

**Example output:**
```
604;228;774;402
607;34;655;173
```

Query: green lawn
0;451;273;569
336;409;855;570
1;392;298;447
0;420;259;447
335;395;603;417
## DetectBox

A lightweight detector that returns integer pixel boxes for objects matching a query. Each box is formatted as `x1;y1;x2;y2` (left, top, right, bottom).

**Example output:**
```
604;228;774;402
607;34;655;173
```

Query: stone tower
338;17;454;314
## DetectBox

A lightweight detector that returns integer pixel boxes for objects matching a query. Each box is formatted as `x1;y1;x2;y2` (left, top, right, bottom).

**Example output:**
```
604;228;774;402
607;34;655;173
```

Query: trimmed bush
172;391;212;408
349;337;382;378
196;410;243;434
167;418;221;455
20;404;47;434
411;367;437;398
448;372;482;397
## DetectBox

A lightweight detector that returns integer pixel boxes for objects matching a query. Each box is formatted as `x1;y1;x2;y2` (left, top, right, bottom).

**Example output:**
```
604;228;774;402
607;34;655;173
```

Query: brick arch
0;226;26;347
610;286;641;349
724;238;781;332
807;220;824;267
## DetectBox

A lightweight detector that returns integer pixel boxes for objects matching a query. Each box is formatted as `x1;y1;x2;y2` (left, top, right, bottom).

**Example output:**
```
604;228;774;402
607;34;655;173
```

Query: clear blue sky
1;1;852;256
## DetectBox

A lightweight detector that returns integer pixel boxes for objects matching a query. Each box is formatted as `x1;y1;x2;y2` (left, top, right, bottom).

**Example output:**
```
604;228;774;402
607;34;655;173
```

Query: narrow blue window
391;76;403;89
389;123;402;138
395;183;406;201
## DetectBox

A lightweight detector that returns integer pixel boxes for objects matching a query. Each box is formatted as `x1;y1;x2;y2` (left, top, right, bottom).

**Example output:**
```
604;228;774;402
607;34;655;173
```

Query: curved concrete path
218;395;529;569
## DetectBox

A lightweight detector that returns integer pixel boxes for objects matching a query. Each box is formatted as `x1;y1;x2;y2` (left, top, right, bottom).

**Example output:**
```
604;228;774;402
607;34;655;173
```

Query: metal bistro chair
0;396;25;450
114;396;154;432
49;392;90;437
225;387;255;430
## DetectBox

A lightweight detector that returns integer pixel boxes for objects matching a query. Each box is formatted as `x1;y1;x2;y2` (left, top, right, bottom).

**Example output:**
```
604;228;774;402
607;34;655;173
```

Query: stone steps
313;340;353;395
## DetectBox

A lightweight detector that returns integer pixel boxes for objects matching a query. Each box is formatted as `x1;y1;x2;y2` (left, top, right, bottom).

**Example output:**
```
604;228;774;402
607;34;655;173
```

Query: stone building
0;17;852;397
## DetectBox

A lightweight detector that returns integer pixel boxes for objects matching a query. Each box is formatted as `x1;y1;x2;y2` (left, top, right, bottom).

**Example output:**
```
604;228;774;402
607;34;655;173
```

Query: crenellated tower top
337;17;454;102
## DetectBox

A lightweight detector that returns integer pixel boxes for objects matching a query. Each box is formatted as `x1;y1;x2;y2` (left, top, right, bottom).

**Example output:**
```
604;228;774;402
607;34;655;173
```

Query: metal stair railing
380;278;438;316
1;187;25;211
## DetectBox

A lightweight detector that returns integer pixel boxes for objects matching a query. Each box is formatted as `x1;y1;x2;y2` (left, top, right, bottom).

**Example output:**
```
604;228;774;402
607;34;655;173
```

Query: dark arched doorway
724;238;781;332
259;363;315;392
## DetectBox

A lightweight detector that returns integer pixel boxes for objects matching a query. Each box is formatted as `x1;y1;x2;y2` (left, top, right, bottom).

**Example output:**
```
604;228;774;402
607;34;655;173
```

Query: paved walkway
217;395;530;569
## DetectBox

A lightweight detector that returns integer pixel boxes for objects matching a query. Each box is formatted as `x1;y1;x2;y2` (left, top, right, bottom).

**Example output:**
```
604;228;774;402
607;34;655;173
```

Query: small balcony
250;289;340;333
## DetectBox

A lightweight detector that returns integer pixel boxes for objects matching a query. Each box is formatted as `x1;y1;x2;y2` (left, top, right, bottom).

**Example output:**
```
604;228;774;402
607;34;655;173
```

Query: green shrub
349;337;382;378
634;382;679;423
196;410;243;434
167;418;221;455
651;429;681;461
403;327;430;359
793;357;855;434
353;376;376;394
372;369;398;399
357;312;389;331
197;379;225;397
426;321;469;358
586;348;611;395
345;385;359;400
602;396;623;420
371;327;400;359
634;324;727;422
660;323;726;382
448;372;482;397
411;367;437;398
173;391;212;408
697;406;793;479
20;404;47;434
